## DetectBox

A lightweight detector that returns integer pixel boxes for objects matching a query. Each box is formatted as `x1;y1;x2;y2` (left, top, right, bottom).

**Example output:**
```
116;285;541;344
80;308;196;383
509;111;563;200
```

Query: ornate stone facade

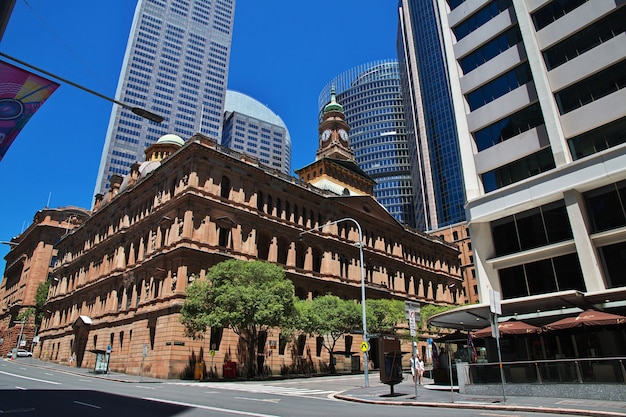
0;207;88;357
32;133;462;378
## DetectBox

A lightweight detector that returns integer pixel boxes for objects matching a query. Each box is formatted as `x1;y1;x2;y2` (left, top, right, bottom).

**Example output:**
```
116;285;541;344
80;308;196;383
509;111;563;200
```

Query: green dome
323;87;344;113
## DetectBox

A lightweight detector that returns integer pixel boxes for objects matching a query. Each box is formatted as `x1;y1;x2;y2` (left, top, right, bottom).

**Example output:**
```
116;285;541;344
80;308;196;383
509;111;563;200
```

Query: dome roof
323;87;343;113
156;134;185;147
224;90;287;129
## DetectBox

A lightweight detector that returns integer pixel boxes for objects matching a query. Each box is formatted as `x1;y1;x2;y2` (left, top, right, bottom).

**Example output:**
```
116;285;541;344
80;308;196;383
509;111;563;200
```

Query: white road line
169;382;336;397
0;370;61;385
144;397;280;417
235;397;280;404
74;401;102;409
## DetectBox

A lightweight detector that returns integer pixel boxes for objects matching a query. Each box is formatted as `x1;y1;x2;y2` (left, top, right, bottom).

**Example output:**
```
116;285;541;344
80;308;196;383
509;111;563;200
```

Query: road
0;359;572;417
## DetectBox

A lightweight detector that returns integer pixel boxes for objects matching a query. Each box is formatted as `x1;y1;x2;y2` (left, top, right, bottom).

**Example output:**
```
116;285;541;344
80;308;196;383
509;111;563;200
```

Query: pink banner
0;60;59;161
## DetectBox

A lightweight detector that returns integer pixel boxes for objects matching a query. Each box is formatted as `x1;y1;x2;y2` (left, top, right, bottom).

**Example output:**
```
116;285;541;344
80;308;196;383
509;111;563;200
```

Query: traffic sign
209;349;215;357
360;341;370;352
409;309;416;337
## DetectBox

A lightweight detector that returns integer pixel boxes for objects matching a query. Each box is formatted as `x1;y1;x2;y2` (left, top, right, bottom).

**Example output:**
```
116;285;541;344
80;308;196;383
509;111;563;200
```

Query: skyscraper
319;61;416;227
222;90;291;175
94;0;235;196
436;0;626;309
397;0;466;231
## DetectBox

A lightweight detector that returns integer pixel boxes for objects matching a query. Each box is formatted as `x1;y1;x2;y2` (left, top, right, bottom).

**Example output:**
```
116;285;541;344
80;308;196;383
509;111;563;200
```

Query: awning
72;315;93;328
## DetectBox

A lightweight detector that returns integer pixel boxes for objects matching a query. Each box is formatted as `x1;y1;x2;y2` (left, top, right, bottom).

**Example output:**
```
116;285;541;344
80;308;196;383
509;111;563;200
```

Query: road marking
44;373;53;376
134;385;156;389
15;385;26;390
144;397;280;417
235;396;281;404
0;370;60;385
170;381;336;398
0;407;35;413
74;401;102;409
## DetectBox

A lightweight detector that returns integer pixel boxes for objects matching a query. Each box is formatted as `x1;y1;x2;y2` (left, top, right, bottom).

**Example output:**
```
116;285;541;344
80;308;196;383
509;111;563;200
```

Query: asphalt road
0;359;574;417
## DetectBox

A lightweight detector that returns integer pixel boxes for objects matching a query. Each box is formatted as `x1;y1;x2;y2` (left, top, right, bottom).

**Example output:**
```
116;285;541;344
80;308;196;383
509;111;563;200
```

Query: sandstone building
0;207;88;357
16;96;462;378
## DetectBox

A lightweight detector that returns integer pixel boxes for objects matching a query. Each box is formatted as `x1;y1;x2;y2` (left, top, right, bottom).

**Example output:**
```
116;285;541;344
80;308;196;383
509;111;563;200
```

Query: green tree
180;259;295;378
366;299;405;334
34;280;50;327
295;295;361;374
419;303;457;331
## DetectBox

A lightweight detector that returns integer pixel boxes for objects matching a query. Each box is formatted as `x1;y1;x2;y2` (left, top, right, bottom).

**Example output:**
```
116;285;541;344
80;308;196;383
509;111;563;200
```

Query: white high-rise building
436;0;626;317
94;0;235;196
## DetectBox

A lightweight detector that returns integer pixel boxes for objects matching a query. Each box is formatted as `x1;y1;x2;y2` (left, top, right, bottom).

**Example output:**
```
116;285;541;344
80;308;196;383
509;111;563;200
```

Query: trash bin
223;361;237;378
194;361;205;380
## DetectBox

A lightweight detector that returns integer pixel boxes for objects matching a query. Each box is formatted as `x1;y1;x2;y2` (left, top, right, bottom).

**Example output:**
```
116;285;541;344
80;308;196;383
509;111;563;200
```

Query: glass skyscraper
319;60;416;227
94;0;235;196
397;0;466;231
222;90;291;175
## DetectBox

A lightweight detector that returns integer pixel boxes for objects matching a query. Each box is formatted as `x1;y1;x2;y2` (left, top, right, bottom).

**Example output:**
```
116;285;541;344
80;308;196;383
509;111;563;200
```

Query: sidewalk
337;374;626;417
7;358;626;416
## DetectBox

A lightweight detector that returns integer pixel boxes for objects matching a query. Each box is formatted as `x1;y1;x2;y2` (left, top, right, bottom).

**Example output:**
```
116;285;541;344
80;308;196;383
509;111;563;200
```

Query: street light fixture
0;52;164;123
299;217;369;387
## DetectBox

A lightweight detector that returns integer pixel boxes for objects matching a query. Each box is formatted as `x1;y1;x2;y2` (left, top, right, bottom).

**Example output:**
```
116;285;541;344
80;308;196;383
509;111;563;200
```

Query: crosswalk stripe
168;381;336;397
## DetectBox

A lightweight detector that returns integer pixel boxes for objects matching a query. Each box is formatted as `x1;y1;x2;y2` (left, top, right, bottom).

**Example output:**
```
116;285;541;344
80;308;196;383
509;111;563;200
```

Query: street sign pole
490;290;506;404
405;301;420;400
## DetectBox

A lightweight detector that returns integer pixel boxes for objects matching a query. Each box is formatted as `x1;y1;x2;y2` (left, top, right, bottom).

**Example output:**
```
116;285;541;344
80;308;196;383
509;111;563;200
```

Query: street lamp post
0;52;164;123
299;217;369;387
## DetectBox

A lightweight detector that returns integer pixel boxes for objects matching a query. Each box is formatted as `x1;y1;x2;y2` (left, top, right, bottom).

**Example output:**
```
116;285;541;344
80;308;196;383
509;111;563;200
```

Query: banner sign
0;60;60;161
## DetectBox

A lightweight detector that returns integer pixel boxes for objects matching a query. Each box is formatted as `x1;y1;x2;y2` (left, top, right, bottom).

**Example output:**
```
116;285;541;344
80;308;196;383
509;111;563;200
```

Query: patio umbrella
472;319;539;338
543;309;626;331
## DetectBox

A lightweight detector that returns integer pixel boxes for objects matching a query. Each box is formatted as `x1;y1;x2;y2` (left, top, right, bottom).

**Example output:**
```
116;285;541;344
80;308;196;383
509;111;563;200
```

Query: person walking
416;354;425;385
410;353;418;384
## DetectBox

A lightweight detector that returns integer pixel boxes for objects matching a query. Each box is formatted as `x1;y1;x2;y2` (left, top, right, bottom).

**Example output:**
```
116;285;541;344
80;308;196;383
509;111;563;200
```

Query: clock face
321;129;331;142
339;129;348;141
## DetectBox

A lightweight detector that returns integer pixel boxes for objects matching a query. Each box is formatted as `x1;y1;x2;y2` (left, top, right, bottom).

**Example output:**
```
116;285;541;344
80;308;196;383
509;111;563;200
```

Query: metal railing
467;357;626;384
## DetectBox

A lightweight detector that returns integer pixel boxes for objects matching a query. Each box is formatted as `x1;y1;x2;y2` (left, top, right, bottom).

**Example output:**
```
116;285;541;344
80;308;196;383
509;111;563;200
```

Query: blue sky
0;0;399;271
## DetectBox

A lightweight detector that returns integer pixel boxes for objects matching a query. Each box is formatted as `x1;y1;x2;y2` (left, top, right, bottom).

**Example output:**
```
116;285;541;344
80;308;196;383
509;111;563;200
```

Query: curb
333;394;626;417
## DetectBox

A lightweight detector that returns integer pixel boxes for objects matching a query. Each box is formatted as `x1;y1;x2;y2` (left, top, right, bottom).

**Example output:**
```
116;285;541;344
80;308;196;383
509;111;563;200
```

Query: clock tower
295;88;376;196
316;87;354;161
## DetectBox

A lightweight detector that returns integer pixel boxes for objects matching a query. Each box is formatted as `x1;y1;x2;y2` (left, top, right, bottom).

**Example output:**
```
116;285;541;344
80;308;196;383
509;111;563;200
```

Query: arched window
220;176;230;199
285;202;291;222
312;246;323;273
295;241;306;269
257;231;271;260
257;191;264;211
276;236;289;265
218;227;230;248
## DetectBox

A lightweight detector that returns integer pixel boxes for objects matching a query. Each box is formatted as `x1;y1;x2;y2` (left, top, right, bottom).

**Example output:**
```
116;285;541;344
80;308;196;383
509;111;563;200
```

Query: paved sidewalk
337;374;626;417
7;358;626;416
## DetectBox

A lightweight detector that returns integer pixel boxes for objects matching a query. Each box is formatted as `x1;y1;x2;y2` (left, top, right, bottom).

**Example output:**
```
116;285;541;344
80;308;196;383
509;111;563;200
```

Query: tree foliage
294;295;360;373
366;299;405;334
180;259;295;378
419;303;457;331
34;280;50;326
